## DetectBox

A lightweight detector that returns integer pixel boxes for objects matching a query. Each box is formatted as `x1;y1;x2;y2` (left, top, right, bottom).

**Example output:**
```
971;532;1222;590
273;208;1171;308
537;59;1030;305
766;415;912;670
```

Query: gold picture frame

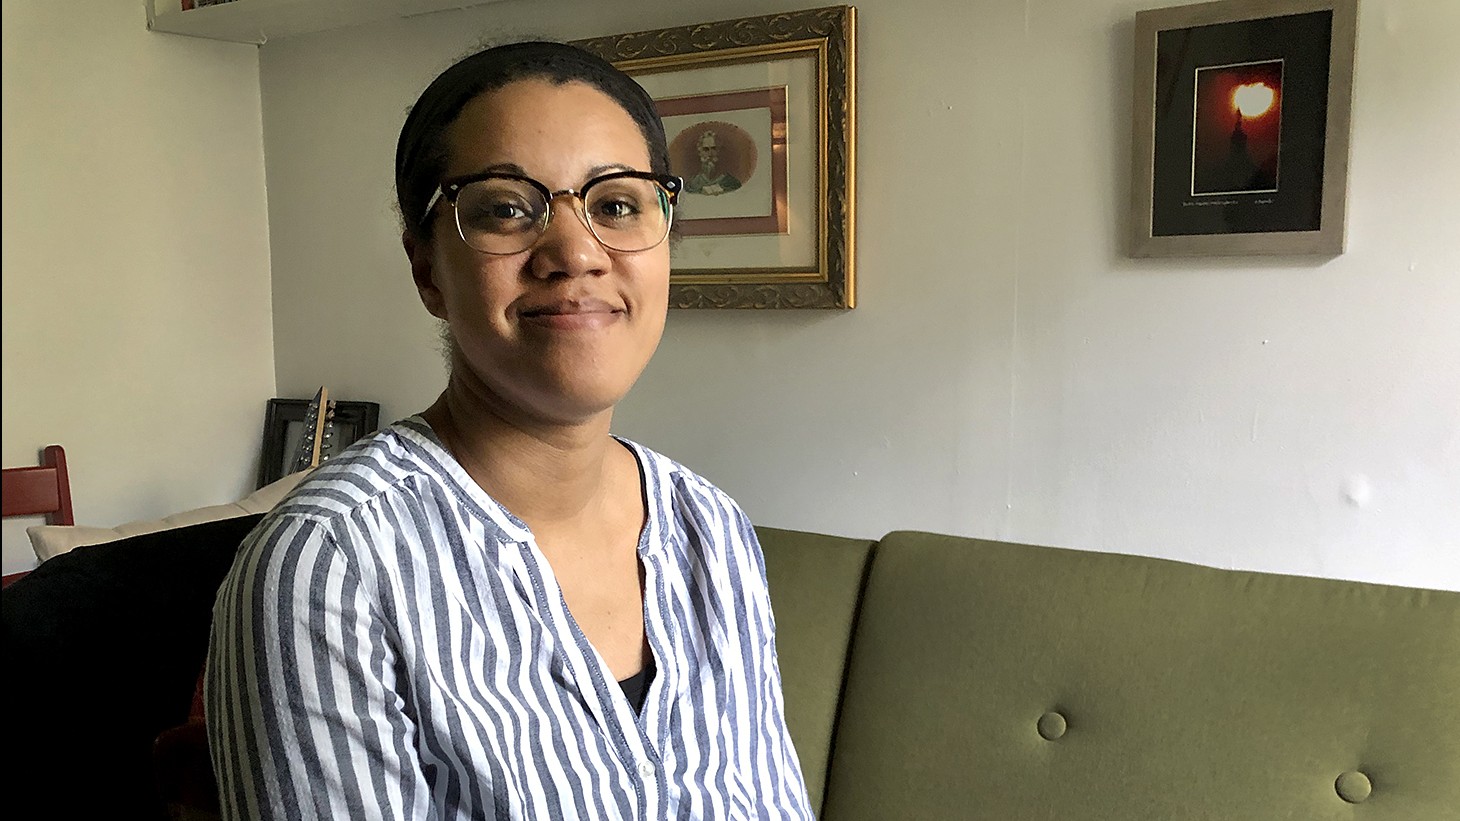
575;5;856;309
1131;0;1357;257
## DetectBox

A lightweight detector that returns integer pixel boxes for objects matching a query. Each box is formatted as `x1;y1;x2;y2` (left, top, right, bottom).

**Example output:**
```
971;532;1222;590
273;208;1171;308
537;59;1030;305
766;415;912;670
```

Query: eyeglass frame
422;169;684;255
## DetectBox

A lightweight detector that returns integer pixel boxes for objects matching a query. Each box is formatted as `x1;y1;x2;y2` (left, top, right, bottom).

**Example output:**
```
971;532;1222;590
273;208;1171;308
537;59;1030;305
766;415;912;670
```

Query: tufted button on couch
758;528;1460;820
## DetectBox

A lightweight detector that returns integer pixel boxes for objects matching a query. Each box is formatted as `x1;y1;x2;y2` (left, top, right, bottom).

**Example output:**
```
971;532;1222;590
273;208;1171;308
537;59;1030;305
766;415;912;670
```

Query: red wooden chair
3;444;74;587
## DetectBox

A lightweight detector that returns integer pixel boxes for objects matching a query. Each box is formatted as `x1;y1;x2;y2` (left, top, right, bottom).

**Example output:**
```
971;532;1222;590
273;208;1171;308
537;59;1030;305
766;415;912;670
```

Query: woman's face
409;79;671;426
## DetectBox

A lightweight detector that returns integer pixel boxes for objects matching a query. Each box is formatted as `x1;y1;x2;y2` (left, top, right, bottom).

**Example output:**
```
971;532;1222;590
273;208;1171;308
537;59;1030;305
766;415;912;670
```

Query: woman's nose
528;194;610;278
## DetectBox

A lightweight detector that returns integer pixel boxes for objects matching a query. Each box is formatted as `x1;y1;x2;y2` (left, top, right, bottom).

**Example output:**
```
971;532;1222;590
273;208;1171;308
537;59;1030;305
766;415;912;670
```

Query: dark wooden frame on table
258;398;380;488
575;5;856;308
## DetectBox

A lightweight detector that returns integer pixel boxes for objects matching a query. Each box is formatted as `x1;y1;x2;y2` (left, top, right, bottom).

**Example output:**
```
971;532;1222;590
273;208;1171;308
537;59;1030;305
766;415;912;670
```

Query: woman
206;41;813;820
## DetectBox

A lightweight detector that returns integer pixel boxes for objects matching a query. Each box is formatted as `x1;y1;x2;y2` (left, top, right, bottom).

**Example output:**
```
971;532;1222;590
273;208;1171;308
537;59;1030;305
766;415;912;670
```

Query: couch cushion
26;471;304;560
821;532;1460;821
756;526;875;817
1;513;265;820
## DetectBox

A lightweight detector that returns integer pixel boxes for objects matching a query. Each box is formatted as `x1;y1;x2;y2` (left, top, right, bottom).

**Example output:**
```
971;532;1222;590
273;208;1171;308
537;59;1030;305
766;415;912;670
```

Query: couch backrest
816;531;1460;821
757;526;876;817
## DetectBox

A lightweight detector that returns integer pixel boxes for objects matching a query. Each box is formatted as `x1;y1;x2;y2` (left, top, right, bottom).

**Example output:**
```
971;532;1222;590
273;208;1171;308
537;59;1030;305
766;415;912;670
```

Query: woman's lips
519;298;624;330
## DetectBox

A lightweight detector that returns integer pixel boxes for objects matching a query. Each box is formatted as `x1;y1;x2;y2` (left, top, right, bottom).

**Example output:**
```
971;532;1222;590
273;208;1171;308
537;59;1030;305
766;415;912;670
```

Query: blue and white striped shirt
206;417;813;820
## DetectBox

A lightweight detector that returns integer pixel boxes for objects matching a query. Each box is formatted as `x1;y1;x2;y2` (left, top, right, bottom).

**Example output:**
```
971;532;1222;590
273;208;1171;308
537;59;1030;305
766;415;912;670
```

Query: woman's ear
404;229;448;320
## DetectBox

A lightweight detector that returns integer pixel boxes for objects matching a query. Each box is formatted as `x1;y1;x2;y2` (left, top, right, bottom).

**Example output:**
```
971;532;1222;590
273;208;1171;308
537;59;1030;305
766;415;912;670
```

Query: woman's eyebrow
465;162;637;182
474;162;528;176
585;163;635;178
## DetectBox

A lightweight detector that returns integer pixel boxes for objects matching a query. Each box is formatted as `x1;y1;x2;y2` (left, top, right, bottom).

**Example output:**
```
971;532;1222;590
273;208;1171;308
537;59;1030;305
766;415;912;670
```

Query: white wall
260;0;1460;590
1;0;276;572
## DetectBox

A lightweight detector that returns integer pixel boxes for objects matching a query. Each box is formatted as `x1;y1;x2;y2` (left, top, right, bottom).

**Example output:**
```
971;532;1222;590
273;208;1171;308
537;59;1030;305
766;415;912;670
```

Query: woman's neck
422;375;618;530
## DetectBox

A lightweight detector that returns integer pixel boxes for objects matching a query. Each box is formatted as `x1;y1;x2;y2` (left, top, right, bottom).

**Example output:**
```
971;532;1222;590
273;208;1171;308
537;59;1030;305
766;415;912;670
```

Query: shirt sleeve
729;504;817;819
206;514;429;820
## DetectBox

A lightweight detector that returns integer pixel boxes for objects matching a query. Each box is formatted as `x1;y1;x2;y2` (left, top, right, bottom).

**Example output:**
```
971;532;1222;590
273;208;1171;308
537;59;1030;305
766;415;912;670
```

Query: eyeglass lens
453;176;671;254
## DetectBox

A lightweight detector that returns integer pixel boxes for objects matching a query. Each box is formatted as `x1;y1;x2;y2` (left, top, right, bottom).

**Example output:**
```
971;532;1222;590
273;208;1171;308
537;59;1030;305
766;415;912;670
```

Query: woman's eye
593;198;641;221
487;202;528;220
463;198;536;229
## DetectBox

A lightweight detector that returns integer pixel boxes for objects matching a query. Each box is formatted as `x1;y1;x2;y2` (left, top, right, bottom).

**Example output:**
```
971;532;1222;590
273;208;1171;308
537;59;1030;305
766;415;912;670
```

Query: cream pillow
26;471;308;562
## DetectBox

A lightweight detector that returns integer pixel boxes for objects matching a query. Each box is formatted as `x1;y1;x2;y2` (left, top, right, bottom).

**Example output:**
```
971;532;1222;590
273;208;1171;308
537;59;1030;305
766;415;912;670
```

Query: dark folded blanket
1;513;263;821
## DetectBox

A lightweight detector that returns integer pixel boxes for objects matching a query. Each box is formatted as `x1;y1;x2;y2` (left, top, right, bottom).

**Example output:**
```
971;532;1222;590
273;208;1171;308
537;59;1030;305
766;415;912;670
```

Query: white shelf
145;0;508;45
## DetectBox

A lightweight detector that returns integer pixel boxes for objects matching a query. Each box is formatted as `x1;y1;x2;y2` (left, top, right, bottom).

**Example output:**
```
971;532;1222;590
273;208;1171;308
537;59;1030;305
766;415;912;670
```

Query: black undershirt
617;656;656;715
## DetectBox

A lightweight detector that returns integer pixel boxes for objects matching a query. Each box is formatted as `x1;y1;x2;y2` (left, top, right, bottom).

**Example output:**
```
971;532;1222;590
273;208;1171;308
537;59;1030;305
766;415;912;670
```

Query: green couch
757;527;1460;820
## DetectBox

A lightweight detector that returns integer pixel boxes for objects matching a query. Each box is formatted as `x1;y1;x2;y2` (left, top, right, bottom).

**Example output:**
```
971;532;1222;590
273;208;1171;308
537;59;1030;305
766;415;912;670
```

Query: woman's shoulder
268;418;443;519
229;418;466;592
242;416;477;563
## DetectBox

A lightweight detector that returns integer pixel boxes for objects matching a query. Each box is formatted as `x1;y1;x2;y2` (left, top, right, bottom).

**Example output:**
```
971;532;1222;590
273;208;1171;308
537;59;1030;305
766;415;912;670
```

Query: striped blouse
206;417;813;820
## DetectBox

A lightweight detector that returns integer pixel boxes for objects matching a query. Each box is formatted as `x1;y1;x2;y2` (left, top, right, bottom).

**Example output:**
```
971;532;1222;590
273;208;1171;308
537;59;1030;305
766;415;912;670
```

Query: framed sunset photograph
1191;59;1283;196
1131;0;1357;256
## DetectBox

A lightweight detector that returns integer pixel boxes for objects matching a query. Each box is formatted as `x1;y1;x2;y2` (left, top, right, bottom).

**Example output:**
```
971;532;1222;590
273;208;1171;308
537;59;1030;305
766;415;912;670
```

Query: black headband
394;41;668;230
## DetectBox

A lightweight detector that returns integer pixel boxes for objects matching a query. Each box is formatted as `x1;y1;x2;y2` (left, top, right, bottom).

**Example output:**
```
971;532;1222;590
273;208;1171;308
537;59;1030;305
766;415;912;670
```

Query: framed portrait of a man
661;86;790;238
575;5;856;309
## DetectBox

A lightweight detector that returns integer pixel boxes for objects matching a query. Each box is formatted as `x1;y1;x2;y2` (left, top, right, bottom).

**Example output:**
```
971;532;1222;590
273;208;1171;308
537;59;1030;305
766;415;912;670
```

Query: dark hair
395;41;670;236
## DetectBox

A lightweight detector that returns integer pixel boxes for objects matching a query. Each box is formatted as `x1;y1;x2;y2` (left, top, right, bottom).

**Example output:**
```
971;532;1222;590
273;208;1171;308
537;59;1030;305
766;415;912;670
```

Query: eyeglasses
424;170;683;255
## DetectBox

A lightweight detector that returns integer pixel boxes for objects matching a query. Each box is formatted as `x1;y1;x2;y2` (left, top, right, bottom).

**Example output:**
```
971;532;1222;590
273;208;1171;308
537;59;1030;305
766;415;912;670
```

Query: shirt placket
513;534;665;820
